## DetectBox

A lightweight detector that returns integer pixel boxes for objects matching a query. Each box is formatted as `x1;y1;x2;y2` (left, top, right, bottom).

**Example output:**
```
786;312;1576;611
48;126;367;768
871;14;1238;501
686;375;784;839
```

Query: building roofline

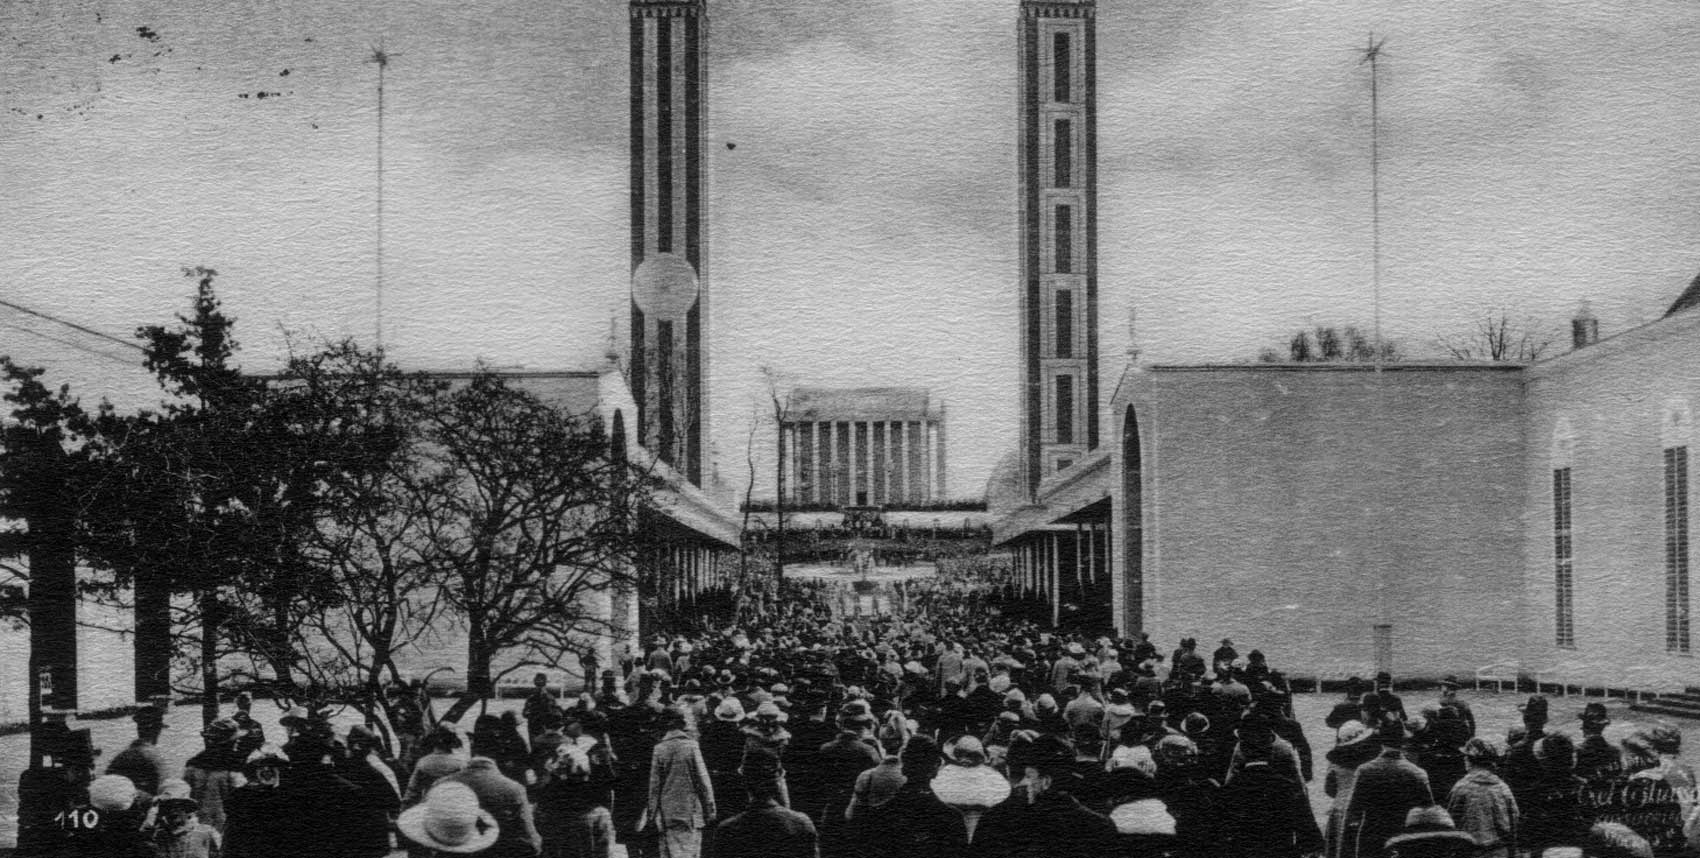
1145;362;1527;373
1526;304;1700;379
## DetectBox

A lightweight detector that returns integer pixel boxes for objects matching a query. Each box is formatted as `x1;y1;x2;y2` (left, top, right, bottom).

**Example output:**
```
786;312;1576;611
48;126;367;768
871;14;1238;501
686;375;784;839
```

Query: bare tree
1436;309;1555;362
759;367;793;582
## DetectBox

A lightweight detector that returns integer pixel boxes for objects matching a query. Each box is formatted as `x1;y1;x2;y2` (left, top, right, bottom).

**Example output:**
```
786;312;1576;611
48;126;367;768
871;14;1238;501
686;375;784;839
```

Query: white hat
398;782;500;854
89;774;137;812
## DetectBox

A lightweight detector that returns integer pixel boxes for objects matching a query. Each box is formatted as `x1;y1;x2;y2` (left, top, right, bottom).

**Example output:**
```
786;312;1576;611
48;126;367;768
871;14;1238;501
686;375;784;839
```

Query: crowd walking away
15;573;1700;858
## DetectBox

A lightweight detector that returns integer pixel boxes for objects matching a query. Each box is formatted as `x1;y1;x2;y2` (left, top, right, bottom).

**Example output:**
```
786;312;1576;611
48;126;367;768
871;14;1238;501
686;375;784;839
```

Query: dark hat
57;728;99;766
1374;671;1392;687
133;703;167;728
1580;702;1611;725
157;796;200;815
1374;713;1409;746
1519;695;1549;719
1345;676;1364;694
1181;712;1210;737
1024;734;1077;777
1383;806;1477;851
201;718;241;744
1440;675;1461;689
1463;737;1502;761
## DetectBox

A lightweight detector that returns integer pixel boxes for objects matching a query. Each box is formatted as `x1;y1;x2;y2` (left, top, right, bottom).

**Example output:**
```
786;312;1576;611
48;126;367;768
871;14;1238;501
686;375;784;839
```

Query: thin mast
1360;33;1386;361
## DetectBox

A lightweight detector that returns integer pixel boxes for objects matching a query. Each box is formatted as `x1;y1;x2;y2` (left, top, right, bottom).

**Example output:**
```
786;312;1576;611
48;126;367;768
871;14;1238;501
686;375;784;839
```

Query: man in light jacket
646;706;717;858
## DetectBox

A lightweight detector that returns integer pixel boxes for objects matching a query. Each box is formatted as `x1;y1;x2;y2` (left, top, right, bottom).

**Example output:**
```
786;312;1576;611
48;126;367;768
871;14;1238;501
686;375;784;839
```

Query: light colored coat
1446;767;1518;858
648;730;717;829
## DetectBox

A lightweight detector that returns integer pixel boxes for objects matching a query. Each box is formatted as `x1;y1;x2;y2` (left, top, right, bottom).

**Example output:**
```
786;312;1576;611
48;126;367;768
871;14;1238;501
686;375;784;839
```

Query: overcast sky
4;0;1699;499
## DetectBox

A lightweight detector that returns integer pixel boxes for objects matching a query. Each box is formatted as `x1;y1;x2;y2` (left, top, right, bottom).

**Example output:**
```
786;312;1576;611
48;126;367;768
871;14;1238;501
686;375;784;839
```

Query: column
828;421;840;505
1049;532;1061;627
811;422;823;504
935;412;947;500
872;422;886;506
923;422;936;503
846;422;858;505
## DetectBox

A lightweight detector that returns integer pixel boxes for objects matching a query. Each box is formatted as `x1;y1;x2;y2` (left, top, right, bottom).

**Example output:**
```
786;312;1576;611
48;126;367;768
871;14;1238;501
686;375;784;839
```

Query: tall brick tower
1018;0;1098;498
630;0;707;485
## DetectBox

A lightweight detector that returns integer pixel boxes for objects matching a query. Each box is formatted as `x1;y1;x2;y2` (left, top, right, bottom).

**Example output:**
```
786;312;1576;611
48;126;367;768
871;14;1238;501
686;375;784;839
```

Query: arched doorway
1122;406;1143;633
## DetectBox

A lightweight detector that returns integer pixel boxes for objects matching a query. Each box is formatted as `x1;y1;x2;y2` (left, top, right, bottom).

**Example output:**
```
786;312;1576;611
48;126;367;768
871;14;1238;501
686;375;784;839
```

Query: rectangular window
1054;119;1072;187
1054;205;1072;274
1553;467;1575;648
1667;446;1691;653
656;321;675;462
1055;289;1073;357
1056;375;1074;444
1053;32;1071;102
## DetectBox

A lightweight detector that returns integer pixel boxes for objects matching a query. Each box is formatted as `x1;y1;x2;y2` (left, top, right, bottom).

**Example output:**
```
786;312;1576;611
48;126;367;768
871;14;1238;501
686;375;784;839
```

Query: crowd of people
13;573;1700;858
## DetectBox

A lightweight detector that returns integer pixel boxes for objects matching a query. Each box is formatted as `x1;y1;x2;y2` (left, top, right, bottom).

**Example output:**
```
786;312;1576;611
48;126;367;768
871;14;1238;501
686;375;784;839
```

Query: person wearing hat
532;746;614;858
699;697;747;818
1574;702;1621;782
153;789;222;858
1049;641;1083;694
844;734;969;858
230;693;268;759
335;724;404;858
55;773;153;858
1345;715;1434;858
1325;720;1382;858
976;733;1118;858
1382;805;1478;858
106;702;169;797
223;745;295;858
1362;672;1408;726
740;702;792;808
1212;638;1239;676
16;726;103;857
711;749;818;858
183;717;246;835
1149;734;1221;858
1444;738;1517;858
1170;638;1207;682
1435;676;1476;739
644;705;717;858
442;735;544;858
523;672;564;747
1329;677;1370;730
1214;730;1325;858
931;735;1012;839
398;781;501;856
1501;695;1550;824
407;726;469;807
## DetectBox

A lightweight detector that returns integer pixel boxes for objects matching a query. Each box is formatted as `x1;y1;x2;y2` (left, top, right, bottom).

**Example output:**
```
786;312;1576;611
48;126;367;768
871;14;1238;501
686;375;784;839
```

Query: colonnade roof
787;387;941;422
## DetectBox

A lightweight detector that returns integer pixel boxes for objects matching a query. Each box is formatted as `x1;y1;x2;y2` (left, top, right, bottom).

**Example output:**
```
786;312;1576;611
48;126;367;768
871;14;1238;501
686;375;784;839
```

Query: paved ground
0;688;1686;853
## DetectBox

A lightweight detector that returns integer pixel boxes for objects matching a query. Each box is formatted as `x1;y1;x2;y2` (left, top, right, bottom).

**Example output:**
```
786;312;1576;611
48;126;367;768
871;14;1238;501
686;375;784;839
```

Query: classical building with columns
782;387;947;507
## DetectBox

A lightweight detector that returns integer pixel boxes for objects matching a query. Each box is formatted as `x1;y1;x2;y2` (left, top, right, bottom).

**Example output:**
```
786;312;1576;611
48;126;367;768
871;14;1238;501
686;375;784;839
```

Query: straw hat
714;698;747;723
397;782;500;854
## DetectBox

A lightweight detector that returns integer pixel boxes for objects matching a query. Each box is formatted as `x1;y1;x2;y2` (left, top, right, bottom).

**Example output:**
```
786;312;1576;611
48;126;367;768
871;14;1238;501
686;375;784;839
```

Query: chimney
1571;301;1599;351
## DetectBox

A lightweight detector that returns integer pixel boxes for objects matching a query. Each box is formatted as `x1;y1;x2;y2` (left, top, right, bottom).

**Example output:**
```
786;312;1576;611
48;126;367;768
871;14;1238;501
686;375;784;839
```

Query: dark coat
223;783;296;858
1215;761;1324;858
974;789;1119;858
714;799;821;858
1346;749;1433;858
846;782;970;858
333;755;402;858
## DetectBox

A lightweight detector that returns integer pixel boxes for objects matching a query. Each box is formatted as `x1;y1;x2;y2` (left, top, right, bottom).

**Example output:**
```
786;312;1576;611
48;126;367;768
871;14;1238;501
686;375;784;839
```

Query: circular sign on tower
631;253;700;320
